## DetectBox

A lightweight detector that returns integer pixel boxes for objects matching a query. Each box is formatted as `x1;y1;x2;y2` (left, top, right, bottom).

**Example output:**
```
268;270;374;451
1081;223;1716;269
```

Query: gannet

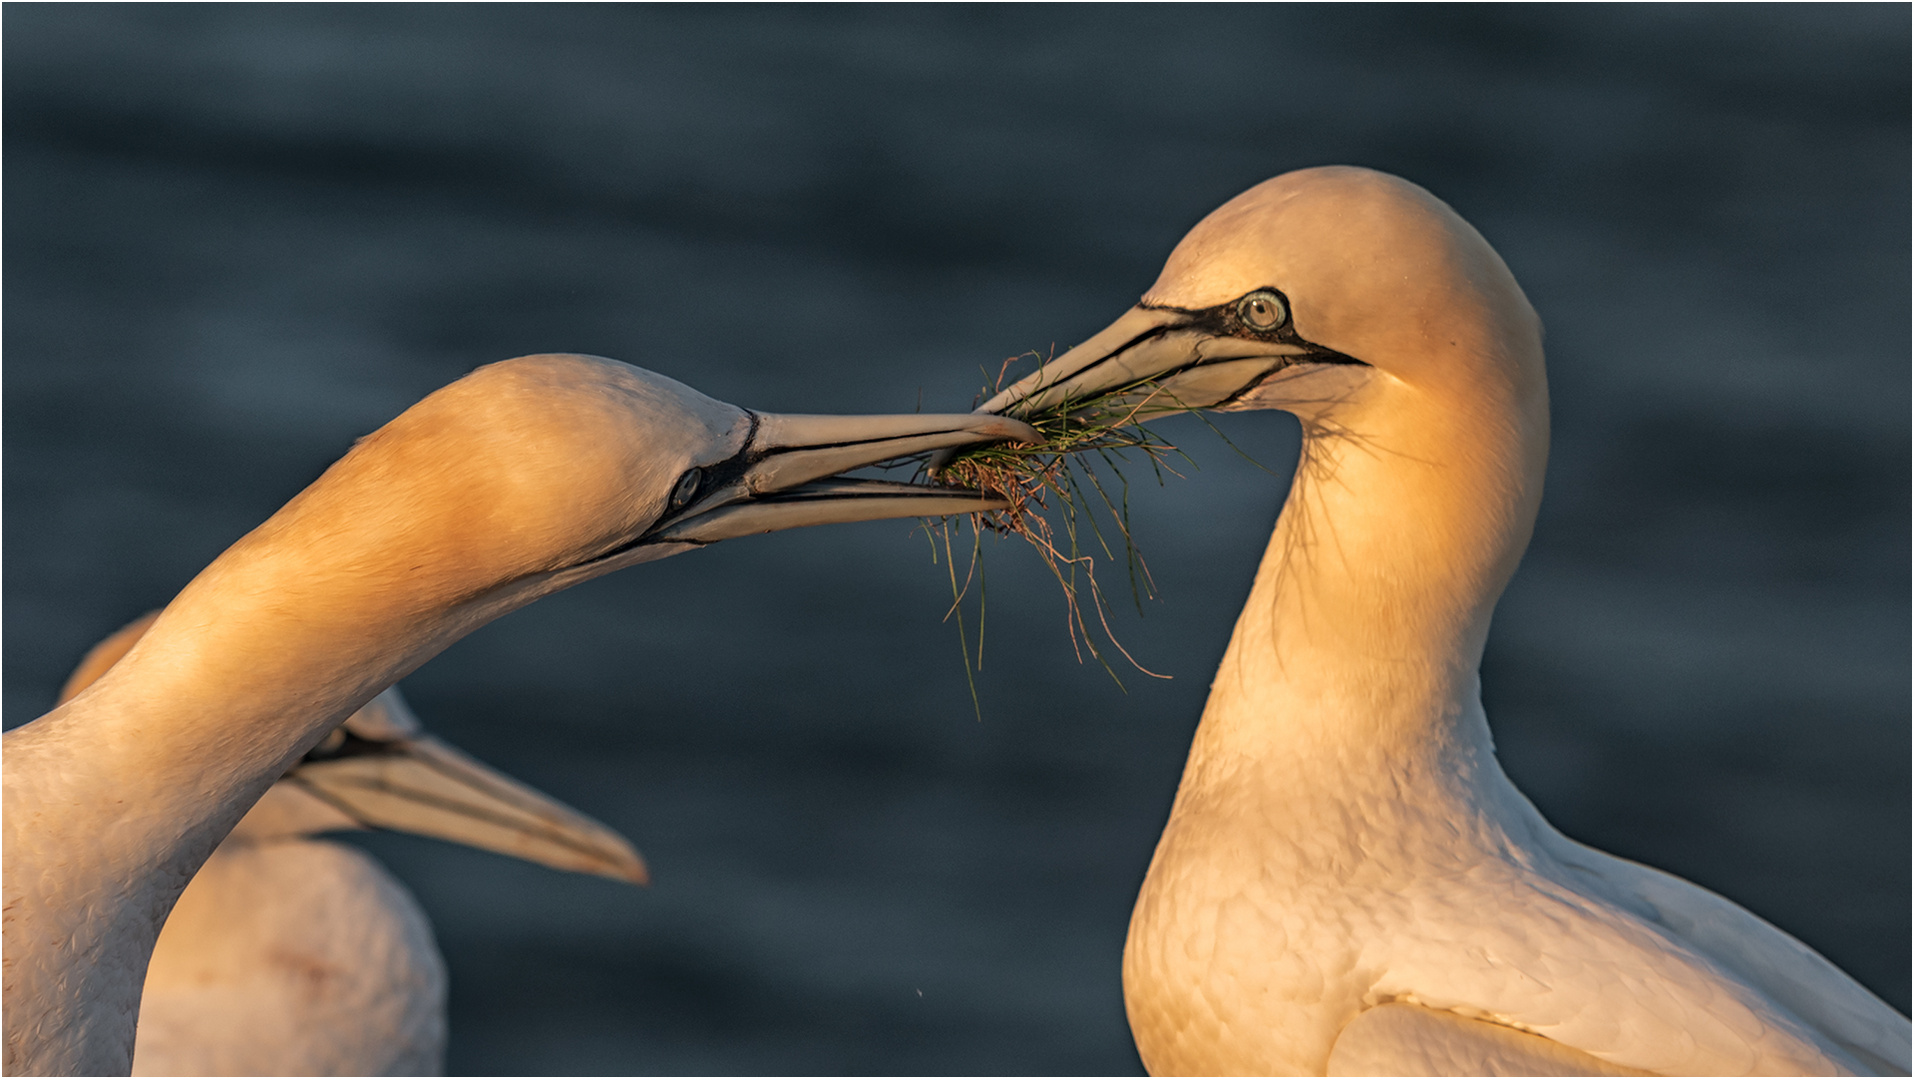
57;611;645;1076
968;167;1910;1076
4;352;1036;1076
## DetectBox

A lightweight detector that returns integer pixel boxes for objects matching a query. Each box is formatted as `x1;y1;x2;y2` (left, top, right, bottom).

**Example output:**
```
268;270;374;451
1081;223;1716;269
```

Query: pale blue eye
1238;291;1287;331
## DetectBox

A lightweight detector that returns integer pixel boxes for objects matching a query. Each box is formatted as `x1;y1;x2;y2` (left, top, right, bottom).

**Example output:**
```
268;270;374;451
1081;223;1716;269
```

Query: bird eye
1237;290;1288;332
670;467;702;510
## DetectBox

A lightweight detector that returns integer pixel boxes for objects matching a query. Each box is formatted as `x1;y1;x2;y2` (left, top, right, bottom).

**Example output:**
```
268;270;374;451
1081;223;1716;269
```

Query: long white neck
1182;369;1548;825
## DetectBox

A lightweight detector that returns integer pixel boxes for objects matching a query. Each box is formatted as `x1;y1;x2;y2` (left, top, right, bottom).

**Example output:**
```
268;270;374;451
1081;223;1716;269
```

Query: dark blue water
6;6;1907;1074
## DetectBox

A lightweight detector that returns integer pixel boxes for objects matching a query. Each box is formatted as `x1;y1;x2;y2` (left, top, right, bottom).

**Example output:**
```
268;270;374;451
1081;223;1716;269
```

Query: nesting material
917;354;1217;699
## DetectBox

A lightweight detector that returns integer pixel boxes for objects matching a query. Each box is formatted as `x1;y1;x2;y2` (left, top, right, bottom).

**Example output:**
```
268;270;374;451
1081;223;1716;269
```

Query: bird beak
646;410;1040;545
971;304;1356;420
287;733;650;885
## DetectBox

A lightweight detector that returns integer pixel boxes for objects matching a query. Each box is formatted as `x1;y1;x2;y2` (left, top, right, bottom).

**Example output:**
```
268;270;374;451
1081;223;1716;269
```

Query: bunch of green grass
910;353;1214;713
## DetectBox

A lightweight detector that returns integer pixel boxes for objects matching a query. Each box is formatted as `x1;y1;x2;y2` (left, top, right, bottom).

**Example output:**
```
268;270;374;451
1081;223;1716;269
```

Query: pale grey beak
975;305;1353;420
290;725;650;885
648;410;1039;545
61;628;643;883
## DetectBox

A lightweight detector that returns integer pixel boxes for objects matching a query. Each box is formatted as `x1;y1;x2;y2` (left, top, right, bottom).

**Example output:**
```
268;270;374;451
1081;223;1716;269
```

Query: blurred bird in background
58;611;646;1076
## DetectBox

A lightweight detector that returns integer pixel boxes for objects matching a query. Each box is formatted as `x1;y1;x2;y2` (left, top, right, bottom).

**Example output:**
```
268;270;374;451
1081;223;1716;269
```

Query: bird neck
1191;375;1547;795
0;524;446;1073
0;431;672;1075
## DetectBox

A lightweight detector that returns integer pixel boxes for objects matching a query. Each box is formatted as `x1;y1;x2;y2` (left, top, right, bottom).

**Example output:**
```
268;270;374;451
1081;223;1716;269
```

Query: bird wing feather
1541;833;1911;1076
1367;886;1849;1075
1327;1001;1654;1076
1347;794;1906;1077
1335;802;1878;1076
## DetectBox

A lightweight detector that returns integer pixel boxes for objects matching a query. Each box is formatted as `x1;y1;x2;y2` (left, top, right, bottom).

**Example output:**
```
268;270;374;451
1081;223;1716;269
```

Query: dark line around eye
1069;288;1365;397
1141;286;1317;341
554;412;766;566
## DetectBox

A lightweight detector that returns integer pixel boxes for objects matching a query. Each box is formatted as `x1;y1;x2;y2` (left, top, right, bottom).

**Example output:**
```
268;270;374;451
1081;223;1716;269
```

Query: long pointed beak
976;305;1337;420
288;732;649;885
648;410;1039;545
977;306;1195;416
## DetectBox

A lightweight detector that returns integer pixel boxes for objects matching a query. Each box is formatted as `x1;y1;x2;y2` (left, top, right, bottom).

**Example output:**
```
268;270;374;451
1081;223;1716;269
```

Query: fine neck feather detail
1191;367;1548;798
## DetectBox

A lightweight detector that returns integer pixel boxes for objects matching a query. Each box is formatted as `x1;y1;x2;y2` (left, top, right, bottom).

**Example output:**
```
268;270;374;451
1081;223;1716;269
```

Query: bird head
967;167;1545;438
218;353;1036;627
938;168;1553;663
114;354;1035;750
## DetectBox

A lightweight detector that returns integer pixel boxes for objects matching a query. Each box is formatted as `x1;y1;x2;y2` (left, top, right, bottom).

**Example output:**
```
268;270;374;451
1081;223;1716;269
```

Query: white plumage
132;840;445;1077
976;166;1910;1076
3;353;1033;1075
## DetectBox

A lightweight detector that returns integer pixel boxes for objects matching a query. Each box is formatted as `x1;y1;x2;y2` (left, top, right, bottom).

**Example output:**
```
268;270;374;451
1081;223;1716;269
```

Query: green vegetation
909;352;1217;714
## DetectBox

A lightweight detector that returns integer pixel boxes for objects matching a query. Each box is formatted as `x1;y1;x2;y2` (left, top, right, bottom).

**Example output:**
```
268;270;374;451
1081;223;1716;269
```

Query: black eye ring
670;467;703;510
1236;290;1288;332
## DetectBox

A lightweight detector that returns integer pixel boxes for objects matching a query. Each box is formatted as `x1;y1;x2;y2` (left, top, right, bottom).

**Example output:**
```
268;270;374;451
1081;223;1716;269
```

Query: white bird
4;352;1036;1076
56;611;647;1076
971;167;1910;1076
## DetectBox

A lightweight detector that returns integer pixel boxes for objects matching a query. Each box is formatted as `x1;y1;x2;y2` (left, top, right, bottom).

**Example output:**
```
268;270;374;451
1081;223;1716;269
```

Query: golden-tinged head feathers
1146;166;1544;409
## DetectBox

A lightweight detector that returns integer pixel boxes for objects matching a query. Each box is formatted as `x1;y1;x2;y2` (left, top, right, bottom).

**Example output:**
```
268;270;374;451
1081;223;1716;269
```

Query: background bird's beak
289;734;650;884
974;305;1344;419
650;411;1039;544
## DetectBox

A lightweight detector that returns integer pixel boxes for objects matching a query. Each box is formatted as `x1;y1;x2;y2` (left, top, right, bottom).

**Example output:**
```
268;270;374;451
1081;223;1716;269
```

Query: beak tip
607;853;649;886
965;416;1040;445
999;418;1042;444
